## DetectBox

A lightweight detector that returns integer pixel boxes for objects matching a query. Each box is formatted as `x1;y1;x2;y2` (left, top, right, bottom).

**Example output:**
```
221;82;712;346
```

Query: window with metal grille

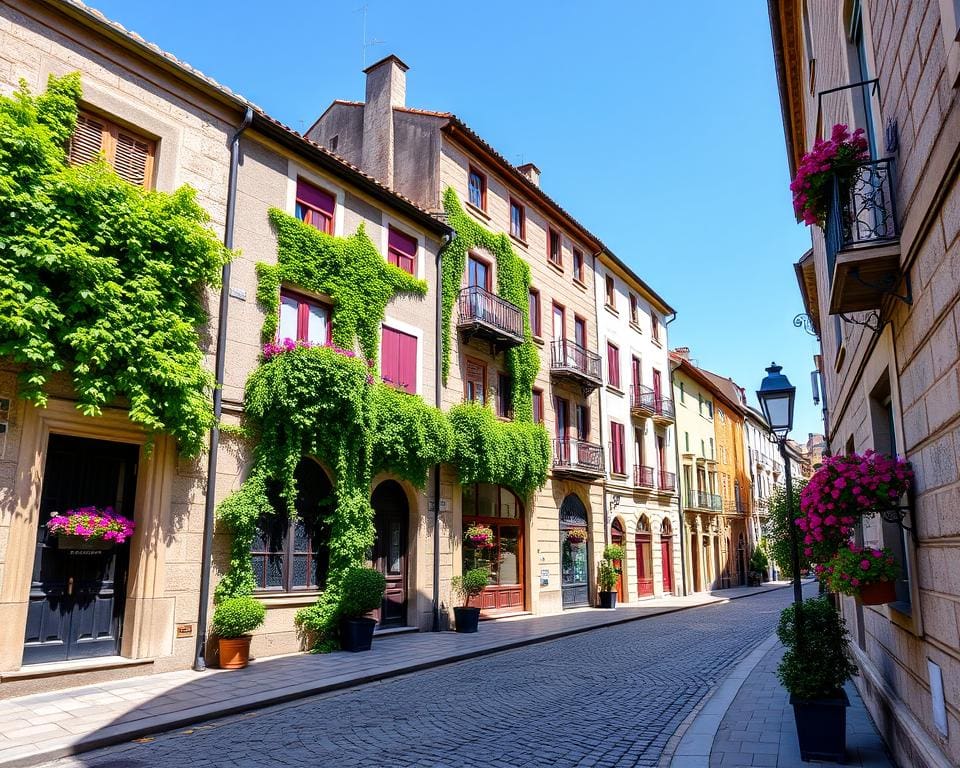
68;112;155;188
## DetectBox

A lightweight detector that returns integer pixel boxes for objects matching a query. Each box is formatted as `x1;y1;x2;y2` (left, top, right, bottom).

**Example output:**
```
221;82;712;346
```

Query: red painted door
661;539;673;593
652;368;662;403
611;520;625;602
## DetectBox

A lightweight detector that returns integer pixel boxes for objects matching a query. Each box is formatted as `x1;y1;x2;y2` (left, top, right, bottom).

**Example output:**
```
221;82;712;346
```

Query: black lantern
757;363;796;438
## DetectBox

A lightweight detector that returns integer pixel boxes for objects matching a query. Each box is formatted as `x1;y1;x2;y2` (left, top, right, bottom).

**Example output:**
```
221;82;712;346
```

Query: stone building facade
771;1;960;765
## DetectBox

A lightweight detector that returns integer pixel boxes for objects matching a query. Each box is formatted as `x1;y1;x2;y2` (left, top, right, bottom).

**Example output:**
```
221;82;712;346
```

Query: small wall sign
540;568;549;587
176;623;194;639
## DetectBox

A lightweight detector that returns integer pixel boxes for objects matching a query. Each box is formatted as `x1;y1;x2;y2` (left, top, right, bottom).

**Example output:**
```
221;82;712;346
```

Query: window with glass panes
510;198;525;239
279;289;331;345
468;167;486;210
295;179;336;234
462;484;523;595
387;227;417;275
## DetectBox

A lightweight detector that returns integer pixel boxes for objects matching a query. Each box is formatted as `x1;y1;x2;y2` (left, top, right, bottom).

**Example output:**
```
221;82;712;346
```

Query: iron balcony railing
658;470;677;492
631;384;656;413
550;339;603;382
457;285;524;340
735;494;746;513
634;464;655;489
825;157;899;283
655;397;675;421
687;489;722;511
553;438;604;475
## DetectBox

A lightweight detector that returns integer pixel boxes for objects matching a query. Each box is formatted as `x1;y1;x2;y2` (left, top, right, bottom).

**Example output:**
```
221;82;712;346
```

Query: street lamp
757;362;802;609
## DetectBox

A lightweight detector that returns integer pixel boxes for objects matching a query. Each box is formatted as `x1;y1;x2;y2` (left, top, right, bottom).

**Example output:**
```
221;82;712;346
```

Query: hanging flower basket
465;524;495;548
565;527;588;544
790;123;869;227
815;544;900;602
47;507;135;547
797;451;912;561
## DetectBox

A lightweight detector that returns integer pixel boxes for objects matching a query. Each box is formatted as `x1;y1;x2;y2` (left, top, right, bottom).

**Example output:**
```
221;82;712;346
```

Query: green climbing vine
441;189;540;421
258;210;426;364
0;74;230;456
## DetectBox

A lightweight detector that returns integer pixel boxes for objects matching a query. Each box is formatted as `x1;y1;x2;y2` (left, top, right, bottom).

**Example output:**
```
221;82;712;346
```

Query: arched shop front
462;483;524;616
560;494;590;608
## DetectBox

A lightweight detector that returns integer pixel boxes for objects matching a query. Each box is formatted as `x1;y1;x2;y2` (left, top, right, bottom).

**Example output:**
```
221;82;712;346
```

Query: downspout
194;106;254;672
433;228;454;632
664;313;687;595
593;253;610;551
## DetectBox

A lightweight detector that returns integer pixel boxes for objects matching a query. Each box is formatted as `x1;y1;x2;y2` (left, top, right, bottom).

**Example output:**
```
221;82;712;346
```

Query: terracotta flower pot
857;580;896;605
218;636;252;669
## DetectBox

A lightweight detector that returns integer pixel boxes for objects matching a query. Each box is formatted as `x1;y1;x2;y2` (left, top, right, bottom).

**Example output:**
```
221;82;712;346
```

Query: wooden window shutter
68;114;105;166
114;130;152;187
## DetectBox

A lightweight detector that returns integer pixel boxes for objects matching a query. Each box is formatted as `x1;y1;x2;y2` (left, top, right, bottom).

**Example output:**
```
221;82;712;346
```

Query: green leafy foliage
749;544;769;576
448;402;550;497
603;544;626;562
440;189;539;421
212;596;266;638
0;74;229;456
339;567;387;617
763;480;809;578
597;561;619;592
451;567;490;607
259;210;426;364
776;596;857;699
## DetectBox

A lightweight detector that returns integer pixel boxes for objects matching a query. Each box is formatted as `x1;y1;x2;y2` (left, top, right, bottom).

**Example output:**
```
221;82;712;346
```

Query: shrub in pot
450;567;489;633
597;544;624;608
339;567;386;652
213;596;266;669
776;596;858;762
749;546;769;586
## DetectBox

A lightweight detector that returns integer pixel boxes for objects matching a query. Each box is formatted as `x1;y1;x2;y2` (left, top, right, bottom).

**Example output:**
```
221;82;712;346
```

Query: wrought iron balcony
630;385;657;418
552;438;604;478
550;339;603;391
634;464;655;489
657;470;677;493
457;286;524;353
652;397;675;423
686;489;722;511
824;157;904;315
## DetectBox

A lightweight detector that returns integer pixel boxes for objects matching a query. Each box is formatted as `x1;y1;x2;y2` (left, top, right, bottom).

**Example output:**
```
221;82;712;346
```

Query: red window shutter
388;228;417;275
607;344;620;388
296;180;336;233
611;423;624;475
398;330;417;393
381;327;400;386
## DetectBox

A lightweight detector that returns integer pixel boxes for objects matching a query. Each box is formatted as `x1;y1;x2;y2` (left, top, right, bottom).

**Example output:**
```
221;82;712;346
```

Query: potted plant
212;595;266;669
338;567;386;652
790;123;869;227
776;596;858;762
816;544;900;605
597;544;624;608
46;506;135;550
450;567;489;633
749;546;768;586
565;526;588;545
465;524;495;548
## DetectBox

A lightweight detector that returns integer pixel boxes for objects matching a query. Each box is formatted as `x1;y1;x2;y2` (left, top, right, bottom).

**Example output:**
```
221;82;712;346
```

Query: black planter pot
453;606;480;633
339;616;377;652
598;591;617;609
790;690;849;762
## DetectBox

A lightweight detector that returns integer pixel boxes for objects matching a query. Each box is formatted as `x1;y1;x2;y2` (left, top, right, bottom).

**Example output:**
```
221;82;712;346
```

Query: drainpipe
194;106;254;672
664;313;687;596
433;229;454;632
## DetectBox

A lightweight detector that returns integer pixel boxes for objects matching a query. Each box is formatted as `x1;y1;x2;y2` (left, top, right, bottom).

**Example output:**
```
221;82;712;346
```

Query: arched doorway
636;515;654;597
560;494;589;608
611;518;626;603
660;518;674;595
371;480;409;628
462;484;524;615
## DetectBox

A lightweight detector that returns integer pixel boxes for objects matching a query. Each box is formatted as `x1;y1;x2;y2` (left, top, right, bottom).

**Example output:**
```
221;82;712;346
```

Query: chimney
517;162;540;187
673;346;691;360
362;54;409;187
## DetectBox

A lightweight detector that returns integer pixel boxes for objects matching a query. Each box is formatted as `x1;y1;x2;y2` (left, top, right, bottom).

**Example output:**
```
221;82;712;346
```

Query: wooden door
372;481;408;628
636;519;654;597
632;356;642;390
555;396;569;464
661;538;673;593
611;519;625;602
24;435;137;664
468;255;491;290
574;316;586;348
652;369;662;403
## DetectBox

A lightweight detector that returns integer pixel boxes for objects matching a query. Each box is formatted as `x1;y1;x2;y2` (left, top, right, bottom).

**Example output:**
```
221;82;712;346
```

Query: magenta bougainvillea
47;507;135;544
262;338;371;366
790;123;869;227
815;543;900;596
465;524;495;548
797;451;912;561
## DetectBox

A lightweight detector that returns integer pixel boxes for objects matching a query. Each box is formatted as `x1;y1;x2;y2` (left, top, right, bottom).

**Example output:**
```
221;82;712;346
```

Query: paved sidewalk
0;581;791;767
670;636;893;768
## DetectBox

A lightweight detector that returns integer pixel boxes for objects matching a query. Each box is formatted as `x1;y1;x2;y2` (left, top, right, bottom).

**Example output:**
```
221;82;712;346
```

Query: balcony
634;464;655;490
825;157;903;315
652;397;675;424
457;286;524;353
657;470;677;493
685;489;723;511
552;438;604;478
550;339;603;392
630;385;657;418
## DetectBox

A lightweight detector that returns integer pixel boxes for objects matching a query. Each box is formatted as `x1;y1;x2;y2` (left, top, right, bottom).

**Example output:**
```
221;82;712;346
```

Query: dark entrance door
560;494;589;609
24;435;138;664
372;481;408;628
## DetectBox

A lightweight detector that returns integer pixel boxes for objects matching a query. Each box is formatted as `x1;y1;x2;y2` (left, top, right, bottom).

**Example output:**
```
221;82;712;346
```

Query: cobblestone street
42;586;813;768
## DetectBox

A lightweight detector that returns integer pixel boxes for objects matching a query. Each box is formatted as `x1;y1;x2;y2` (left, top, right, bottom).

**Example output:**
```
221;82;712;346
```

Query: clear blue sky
87;0;822;438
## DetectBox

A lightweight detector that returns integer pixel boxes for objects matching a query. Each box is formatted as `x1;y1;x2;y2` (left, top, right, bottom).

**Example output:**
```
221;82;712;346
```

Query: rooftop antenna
357;4;385;67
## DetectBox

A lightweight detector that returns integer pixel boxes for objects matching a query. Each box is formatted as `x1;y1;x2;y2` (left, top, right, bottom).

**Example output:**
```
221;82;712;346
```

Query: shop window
462;484;523;589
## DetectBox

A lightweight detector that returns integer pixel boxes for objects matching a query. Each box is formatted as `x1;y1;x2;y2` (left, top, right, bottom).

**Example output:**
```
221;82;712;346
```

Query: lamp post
756;362;802;609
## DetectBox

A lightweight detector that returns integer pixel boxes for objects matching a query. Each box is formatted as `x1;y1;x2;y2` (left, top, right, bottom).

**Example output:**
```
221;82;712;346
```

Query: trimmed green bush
603;544;626;562
212;596;266;639
597;561;618;592
451;568;490;607
776;596;857;699
339;567;386;618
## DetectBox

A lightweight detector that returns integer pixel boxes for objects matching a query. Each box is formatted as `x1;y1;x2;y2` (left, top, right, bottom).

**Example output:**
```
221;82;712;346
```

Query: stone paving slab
0;582;792;768
707;643;893;768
